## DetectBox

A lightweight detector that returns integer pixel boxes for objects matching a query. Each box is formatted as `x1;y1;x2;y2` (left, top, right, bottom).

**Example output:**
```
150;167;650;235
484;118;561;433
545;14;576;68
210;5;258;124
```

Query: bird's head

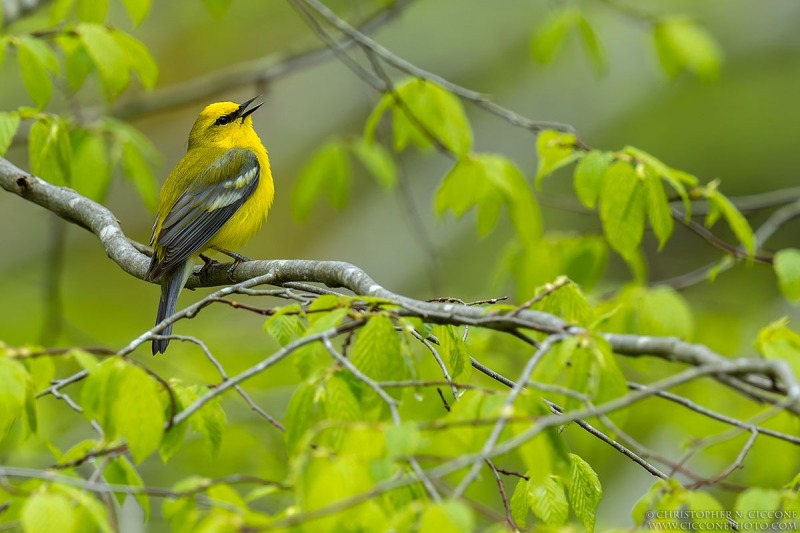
188;97;263;149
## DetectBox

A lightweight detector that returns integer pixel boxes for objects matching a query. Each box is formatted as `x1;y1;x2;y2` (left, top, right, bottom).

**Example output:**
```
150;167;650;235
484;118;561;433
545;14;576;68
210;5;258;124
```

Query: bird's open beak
238;96;263;120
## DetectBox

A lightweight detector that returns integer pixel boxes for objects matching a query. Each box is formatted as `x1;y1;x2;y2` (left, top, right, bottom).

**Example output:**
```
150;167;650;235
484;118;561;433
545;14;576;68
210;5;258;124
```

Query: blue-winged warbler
145;97;274;354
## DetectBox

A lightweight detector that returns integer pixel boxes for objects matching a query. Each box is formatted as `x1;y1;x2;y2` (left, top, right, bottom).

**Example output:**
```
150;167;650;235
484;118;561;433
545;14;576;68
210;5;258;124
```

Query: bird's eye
215;114;232;126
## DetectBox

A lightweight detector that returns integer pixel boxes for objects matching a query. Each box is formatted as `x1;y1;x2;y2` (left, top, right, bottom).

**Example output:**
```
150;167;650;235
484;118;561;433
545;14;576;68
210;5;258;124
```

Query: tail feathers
152;260;192;355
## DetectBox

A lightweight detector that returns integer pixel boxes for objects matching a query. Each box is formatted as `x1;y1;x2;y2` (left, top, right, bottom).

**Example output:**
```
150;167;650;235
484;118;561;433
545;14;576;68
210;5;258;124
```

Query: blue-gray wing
146;148;260;281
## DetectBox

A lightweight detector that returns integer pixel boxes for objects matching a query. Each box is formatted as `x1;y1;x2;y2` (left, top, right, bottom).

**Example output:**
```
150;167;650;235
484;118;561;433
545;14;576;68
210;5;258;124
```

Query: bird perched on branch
145;97;274;354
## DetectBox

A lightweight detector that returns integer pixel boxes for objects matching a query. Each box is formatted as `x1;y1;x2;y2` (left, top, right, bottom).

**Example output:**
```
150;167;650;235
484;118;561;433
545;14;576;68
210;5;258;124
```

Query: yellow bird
145;97;274;354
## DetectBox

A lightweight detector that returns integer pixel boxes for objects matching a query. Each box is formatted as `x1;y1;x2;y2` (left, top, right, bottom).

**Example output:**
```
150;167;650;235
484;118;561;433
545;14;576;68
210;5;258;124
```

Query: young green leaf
531;8;578;64
112;30;158;90
50;0;76;24
17;37;59;108
774;249;800;302
284;376;323;456
755;318;800;381
121;141;159;211
528;475;569;526
22;491;79;533
653;17;722;81
419;500;475;533
104;456;149;520
70;128;111;202
264;309;306;347
704;189;755;256
510;478;529;527
78;23;130;98
350;316;405;387
121;0;152;25
391;78;473;156
293;140;351;220
57;35;94;91
577;15;607;75
567;454;602;532
0;111;20;157
599;161;646;256
573;150;613;209
78;0;108;22
643;170;674;249
0;357;33;441
114;363;165;463
351;138;396;189
29;116;72;186
535;129;580;188
433;325;470;381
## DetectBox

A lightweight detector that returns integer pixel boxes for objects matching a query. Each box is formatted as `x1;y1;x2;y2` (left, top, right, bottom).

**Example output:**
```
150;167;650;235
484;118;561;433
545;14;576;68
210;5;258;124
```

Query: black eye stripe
214;112;237;126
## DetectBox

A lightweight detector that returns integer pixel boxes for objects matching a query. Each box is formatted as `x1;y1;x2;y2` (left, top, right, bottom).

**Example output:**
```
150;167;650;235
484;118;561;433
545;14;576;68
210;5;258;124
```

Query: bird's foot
198;253;222;281
210;246;251;282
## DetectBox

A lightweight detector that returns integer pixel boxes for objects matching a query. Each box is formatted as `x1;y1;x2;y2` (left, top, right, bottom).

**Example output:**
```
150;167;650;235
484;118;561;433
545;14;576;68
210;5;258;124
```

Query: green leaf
0;111;21;157
385;421;421;458
510;479;529;528
577;15;607;75
704;189;755;256
775;249;800;302
50;0;76;24
70;128;111;202
351;316;404;385
653;17;722;81
528;475;569;526
391;78;473;156
284;376;323;456
755;318;800;381
321;373;363;449
29;116;72;186
78;23;130;98
112;30;158;90
57;35;94;91
419;500;475;533
531;8;578;64
22;491;79;533
264;306;306;347
735;488;781;528
78;0;108;22
567;454;602;532
0;36;7;69
637;286;694;339
203;0;232;19
535;129;580;188
599;161;646;256
643;169;674;250
436;154;542;246
363;93;393;145
0;357;33;441
121;139;158;211
293;140;351;220
104;456;149;520
351;138;396;189
121;0;152;25
433;325;470;382
573;150;613;209
17;37;59;108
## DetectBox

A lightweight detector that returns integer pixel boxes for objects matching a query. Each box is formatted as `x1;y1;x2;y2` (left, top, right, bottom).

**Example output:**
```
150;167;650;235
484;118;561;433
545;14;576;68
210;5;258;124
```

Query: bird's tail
153;260;193;355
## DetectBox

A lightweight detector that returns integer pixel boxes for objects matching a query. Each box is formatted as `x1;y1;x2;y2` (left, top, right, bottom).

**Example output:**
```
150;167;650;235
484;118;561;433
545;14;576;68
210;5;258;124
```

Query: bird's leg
210;246;251;281
197;253;222;281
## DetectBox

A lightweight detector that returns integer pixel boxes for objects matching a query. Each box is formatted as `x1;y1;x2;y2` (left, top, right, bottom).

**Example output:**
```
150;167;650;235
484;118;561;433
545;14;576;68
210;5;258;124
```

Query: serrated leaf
351;138;396;189
78;23;129;98
531;8;578;64
638;286;694;339
433;324;470;382
567;454;602;532
70;128;111;202
775;249;800;302
22;491;79;533
104;456;149;520
0;111;20;156
577;15;606;75
17;37;58;108
293;140;351;220
78;0;108;22
755;318;800;381
351;316;404;384
57;35;94;91
121;0;152;25
391;78;472;156
510;478;529;528
573;150;613;209
0;357;32;441
599;161;645;255
704;189;755;256
284;377;322;455
112;30;158;90
535;129;580;187
265;313;306;347
528;475;568;526
115;363;165;463
321;374;362;449
29;116;72;186
653;17;722;81
643;170;674;249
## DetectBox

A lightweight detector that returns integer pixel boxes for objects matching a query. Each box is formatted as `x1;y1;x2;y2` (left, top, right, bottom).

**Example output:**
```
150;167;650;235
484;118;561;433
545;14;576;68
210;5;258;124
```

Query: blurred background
2;0;800;528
